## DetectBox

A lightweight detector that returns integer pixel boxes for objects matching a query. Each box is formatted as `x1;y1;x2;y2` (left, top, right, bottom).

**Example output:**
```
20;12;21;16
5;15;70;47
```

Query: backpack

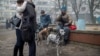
21;3;35;42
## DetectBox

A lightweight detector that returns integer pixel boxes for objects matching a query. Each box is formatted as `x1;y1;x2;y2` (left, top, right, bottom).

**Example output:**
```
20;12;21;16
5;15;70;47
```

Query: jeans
13;29;24;56
13;29;36;56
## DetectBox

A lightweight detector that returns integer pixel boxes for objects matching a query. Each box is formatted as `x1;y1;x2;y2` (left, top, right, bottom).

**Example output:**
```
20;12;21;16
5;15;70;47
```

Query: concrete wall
86;24;100;31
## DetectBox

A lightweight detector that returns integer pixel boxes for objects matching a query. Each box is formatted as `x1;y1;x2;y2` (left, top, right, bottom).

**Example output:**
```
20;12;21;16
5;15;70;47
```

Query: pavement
0;29;100;56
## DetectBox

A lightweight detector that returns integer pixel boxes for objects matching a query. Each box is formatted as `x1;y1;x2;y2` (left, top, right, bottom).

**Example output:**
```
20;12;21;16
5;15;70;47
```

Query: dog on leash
37;27;53;45
47;29;65;56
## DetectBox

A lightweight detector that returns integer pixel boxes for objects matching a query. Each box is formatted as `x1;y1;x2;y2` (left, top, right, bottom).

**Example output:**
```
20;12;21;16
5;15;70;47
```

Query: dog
47;29;65;56
47;29;65;45
37;27;53;45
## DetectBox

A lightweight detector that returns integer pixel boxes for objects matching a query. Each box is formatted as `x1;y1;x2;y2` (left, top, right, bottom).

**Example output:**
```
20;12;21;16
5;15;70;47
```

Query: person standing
13;0;27;56
6;19;9;29
21;0;37;56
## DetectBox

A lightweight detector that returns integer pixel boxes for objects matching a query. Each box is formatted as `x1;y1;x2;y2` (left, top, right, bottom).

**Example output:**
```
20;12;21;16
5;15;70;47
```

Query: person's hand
56;22;62;25
21;14;23;17
64;23;69;26
19;13;23;19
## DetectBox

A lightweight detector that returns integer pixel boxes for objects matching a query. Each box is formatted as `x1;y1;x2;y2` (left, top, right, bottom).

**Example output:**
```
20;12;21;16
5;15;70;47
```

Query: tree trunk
90;8;96;24
62;0;65;6
58;0;61;9
89;0;96;24
75;13;79;21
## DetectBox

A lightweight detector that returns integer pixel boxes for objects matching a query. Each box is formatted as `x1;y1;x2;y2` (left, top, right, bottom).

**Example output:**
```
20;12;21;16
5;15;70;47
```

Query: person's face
41;12;45;15
17;3;23;6
61;11;66;15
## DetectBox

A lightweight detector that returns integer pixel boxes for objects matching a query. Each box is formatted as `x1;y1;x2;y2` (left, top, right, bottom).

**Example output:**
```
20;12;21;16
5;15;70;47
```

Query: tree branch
58;0;61;9
93;0;100;11
71;0;77;13
88;0;91;7
78;0;83;13
71;0;80;20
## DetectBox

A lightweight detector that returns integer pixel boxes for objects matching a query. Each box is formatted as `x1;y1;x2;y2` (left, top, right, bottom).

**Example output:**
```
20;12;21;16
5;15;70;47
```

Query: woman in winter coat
13;0;27;56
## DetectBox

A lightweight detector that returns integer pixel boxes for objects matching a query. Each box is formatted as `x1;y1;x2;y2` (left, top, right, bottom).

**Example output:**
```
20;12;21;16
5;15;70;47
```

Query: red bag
69;25;77;30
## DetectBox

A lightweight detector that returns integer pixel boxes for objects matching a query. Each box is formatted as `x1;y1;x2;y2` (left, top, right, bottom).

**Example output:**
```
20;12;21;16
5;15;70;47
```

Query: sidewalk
0;30;100;56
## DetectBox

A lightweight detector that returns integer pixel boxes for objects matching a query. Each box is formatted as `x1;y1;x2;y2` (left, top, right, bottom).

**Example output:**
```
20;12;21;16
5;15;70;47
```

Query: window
37;1;48;5
4;12;10;17
12;12;15;15
10;1;16;4
10;7;16;10
5;6;9;9
0;17;4;20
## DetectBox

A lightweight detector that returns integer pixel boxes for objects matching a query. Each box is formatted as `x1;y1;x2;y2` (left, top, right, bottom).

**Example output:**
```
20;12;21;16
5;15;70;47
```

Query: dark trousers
28;40;36;56
63;27;70;45
13;29;36;56
13;29;24;56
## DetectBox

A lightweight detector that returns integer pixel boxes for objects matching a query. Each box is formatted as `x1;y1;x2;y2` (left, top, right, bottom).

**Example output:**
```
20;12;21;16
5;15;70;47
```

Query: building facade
0;0;99;24
33;0;56;23
0;0;16;23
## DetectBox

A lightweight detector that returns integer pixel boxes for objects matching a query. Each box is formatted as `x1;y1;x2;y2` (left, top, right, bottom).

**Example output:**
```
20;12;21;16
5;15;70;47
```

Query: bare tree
57;0;67;11
88;0;100;24
57;0;61;9
70;0;83;21
62;0;67;6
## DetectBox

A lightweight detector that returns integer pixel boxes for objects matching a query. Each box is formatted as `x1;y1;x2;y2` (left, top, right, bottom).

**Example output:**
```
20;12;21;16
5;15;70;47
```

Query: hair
27;0;32;2
41;10;45;14
17;0;24;4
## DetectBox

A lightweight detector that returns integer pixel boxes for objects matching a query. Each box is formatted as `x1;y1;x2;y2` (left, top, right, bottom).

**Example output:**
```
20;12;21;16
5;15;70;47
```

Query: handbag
10;15;21;27
69;21;77;30
69;25;77;30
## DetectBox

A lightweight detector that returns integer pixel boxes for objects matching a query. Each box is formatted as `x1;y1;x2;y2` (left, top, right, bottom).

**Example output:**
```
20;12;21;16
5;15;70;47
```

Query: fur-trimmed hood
16;1;27;13
16;1;27;19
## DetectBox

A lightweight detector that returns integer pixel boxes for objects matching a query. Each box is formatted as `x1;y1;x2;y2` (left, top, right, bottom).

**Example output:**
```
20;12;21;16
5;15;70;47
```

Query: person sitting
39;10;51;31
56;6;72;45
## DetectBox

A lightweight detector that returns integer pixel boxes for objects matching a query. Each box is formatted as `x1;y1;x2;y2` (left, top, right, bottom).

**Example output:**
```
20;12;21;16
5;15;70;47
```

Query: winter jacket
40;14;51;27
22;2;37;32
56;14;72;27
15;1;27;29
16;1;27;19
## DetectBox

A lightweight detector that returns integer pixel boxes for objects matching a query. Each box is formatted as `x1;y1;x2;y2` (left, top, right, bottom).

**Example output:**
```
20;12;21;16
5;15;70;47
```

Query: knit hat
61;5;67;11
